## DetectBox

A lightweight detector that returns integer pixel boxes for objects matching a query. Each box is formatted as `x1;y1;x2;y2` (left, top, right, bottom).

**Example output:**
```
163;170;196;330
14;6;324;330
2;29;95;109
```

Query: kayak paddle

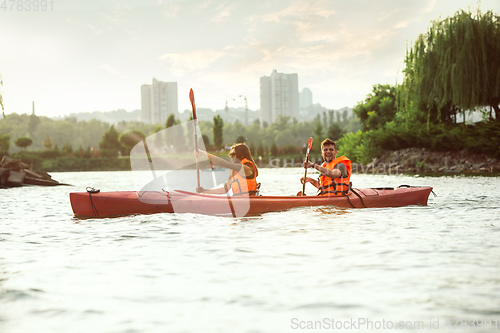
189;88;200;189
298;137;313;196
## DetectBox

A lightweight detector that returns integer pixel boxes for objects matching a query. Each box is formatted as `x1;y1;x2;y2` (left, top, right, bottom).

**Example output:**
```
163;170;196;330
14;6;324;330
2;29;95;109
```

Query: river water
1;169;499;333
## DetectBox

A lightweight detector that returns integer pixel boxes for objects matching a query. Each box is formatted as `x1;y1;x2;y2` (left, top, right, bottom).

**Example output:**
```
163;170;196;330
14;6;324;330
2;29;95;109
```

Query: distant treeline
0;110;361;161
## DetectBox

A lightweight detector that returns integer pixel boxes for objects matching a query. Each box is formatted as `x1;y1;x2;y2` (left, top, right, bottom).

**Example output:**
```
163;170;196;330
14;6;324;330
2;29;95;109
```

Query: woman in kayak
194;143;260;196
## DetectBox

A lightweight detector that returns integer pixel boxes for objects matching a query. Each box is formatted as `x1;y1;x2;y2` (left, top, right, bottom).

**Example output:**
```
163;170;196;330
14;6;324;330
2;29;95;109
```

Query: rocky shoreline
358;148;500;175
0;156;68;188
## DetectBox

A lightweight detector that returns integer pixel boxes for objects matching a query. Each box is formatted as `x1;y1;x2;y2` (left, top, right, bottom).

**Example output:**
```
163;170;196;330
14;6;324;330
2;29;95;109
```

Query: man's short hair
321;138;337;150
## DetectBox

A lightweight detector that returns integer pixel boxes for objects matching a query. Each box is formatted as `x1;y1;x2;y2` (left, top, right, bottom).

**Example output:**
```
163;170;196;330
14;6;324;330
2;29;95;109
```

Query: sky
1;0;499;118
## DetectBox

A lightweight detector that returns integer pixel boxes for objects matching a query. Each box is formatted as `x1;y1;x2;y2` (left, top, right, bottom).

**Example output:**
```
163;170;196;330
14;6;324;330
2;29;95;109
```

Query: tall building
141;78;178;124
300;87;313;109
259;70;299;124
140;85;151;123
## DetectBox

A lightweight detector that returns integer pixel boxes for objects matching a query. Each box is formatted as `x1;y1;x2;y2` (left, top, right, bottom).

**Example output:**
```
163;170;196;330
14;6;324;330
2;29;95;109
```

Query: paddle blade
306;137;313;155
189;88;197;120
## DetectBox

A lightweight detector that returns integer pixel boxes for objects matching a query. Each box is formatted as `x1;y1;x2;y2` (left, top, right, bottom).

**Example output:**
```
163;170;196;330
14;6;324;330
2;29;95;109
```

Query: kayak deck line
69;185;433;218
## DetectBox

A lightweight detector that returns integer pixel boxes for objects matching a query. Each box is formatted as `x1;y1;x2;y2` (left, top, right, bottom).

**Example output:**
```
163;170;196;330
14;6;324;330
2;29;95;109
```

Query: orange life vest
230;158;258;196
318;156;351;196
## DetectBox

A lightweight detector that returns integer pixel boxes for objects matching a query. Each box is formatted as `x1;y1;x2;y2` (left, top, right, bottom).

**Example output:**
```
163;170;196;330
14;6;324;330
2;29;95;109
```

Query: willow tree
400;9;500;124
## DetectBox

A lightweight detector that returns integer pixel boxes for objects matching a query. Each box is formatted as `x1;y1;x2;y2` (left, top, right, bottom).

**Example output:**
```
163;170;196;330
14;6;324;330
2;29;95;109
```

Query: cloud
64;19;102;35
194;0;214;12
248;0;335;24
87;24;102;35
162;3;182;18
239;0;440;76
210;2;235;22
98;2;139;28
376;8;401;22
211;9;231;22
99;64;128;79
424;0;438;13
158;49;228;75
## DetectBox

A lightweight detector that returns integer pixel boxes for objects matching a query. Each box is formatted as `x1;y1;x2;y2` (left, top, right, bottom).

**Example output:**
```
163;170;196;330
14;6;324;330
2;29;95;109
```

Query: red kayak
70;185;433;218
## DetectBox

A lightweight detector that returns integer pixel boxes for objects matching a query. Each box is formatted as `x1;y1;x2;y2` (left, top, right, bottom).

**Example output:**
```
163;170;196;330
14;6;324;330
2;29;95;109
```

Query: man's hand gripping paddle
297;137;313;196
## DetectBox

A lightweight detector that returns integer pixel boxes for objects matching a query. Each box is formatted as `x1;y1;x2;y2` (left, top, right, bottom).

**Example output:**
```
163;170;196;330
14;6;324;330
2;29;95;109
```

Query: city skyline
1;0;499;119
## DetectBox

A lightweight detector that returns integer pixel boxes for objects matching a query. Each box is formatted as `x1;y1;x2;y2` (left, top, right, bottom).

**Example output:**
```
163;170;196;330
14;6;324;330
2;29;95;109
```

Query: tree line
0;108;360;160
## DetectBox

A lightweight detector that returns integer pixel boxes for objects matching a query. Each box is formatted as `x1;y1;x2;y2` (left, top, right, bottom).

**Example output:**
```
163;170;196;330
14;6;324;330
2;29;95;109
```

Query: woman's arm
195;150;252;175
197;178;232;195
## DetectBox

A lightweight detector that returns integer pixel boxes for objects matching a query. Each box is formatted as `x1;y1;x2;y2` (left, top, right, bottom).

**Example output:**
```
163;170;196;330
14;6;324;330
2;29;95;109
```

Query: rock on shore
0;156;68;187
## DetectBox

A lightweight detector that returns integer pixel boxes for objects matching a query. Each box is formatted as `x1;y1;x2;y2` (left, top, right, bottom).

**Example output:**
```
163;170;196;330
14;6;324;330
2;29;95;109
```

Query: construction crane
224;98;235;113
225;95;248;125
239;95;248;126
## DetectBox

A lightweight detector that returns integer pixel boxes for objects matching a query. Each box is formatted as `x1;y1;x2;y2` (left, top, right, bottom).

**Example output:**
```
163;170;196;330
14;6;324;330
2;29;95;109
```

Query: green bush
338;120;500;163
0;133;10;157
463;122;500;157
56;156;81;171
99;149;119;158
41;159;59;171
82;149;92;159
15;137;33;149
36;156;131;172
337;130;381;164
283;144;296;154
40;149;61;159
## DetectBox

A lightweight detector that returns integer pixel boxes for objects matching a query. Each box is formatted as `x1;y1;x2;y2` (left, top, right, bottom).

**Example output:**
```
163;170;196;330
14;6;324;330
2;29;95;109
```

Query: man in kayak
301;139;351;196
194;143;260;196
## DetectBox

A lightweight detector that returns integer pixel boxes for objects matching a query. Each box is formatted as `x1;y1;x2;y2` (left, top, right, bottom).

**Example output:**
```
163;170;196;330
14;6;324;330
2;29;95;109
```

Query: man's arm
313;163;341;178
334;163;348;178
301;177;320;189
304;161;346;179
